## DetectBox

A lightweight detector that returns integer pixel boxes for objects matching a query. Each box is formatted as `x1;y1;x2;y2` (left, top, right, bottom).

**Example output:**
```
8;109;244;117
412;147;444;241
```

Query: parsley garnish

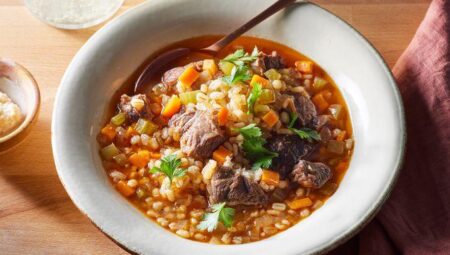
149;154;186;182
221;47;259;66
288;112;321;143
197;202;235;232
237;124;278;170
223;65;251;85
247;82;262;114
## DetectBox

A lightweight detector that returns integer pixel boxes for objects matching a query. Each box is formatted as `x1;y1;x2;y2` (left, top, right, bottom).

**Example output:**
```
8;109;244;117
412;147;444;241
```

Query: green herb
237;124;278;170
288;112;321;143
247;82;262;114
197;202;235;232
149;154;186;181
221;47;259;67
223;65;251;85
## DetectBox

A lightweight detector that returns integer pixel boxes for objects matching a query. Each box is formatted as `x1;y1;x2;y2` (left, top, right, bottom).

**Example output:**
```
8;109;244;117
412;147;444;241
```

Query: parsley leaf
223;65;251;85
237;124;278;170
149;154;186;182
197;202;235;232
247;82;262;114
288;112;321;143
221;47;259;67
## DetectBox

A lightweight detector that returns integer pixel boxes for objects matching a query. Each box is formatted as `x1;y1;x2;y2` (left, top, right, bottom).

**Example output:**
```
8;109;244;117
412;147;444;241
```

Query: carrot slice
161;95;181;118
212;146;233;165
116;180;135;197
250;74;270;88
101;124;116;141
261;170;280;186
262;110;279;128
312;93;329;112
129;150;150;168
178;66;200;87
217;107;228;126
287;197;313;210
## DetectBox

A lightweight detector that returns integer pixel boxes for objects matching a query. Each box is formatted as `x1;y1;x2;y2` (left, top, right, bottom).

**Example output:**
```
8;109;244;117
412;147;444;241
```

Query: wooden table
0;0;430;254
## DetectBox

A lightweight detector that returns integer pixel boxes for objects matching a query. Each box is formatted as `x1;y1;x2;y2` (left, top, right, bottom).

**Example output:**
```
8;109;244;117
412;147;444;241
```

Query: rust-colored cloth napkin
330;0;450;254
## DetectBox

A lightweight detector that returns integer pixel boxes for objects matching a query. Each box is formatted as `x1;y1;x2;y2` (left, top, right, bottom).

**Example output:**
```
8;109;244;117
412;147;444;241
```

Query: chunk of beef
162;67;184;88
267;134;316;179
280;68;302;87
208;169;268;207
169;110;226;159
293;95;318;128
319;126;332;144
118;94;152;123
290;160;332;189
252;51;285;75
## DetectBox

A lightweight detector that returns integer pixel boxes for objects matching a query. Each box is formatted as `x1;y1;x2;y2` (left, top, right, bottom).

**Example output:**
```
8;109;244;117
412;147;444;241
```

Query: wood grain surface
0;0;430;254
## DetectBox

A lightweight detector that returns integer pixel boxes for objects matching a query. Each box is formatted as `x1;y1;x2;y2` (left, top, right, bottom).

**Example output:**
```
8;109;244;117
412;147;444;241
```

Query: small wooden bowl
0;58;40;153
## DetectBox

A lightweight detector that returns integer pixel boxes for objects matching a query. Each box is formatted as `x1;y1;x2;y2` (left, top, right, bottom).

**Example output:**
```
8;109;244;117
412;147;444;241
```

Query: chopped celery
110;112;126;126
219;62;235;76
135;118;158;135
113;153;128;166
264;69;281;81
327;140;345;155
179;90;200;105
258;89;276;104
313;77;328;89
101;143;120;160
328;104;343;120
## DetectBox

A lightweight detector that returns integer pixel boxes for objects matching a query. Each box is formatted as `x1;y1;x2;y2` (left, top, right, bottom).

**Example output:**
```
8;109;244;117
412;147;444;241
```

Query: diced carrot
128;150;150;168
212;146;233;165
217;107;228;126
178;66;200;87
295;60;313;73
312;93;329;112
101;124;116;141
161;95;181;118
250;74;270;88
261;170;280;186
336;130;347;141
125;127;138;138
149;152;161;159
262;110;279;128
203;59;218;76
335;161;349;172
116;180;135;197
287;197;313;210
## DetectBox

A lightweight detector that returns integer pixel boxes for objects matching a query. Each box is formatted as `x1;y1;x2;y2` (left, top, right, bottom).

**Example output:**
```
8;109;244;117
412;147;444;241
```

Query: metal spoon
134;0;297;93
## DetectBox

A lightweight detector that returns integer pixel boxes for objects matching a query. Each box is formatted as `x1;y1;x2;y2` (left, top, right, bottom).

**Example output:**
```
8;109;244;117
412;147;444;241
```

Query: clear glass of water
24;0;124;30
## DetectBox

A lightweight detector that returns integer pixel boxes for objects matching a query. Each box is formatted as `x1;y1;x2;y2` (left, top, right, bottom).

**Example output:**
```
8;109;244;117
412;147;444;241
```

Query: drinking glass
24;0;124;29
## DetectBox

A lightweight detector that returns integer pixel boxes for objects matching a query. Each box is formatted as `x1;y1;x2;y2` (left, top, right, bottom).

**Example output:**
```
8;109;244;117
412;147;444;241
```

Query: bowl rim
0;58;41;144
52;1;406;254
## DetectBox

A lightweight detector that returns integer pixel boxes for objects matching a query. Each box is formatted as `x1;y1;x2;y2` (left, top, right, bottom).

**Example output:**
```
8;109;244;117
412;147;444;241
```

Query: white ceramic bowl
52;0;405;254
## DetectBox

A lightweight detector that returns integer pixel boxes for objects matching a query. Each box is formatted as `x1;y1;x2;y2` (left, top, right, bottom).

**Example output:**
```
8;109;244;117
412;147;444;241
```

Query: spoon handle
203;0;299;52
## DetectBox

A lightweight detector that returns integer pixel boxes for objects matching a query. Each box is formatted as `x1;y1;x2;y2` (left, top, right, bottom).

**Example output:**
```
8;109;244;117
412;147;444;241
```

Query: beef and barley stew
97;36;353;244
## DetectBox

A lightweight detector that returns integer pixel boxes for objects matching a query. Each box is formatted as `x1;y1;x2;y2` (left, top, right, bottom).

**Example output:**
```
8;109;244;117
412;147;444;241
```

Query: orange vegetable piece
116;180;135;197
213;146;233;165
312;93;329;112
287;197;313;210
178;66;200;87
125;127;138;138
335;161;349;172
250;74;270;88
129;150;150;168
295;60;313;73
161;95;181;118
217;107;228;126
101;124;116;141
336;130;347;141
261;170;280;186
262;110;279;128
149;152;161;159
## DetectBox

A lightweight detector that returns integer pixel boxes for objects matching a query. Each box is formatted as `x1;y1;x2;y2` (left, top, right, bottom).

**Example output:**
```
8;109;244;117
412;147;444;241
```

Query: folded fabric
330;0;450;254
